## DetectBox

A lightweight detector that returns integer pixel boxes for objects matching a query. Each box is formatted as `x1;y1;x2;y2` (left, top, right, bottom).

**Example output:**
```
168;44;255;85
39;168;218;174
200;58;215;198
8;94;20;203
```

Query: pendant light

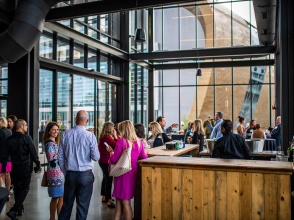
134;0;146;43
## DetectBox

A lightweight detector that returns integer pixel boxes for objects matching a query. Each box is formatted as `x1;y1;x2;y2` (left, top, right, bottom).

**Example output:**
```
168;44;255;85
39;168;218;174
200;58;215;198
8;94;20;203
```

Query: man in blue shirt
208;111;224;139
58;110;100;220
267;116;281;150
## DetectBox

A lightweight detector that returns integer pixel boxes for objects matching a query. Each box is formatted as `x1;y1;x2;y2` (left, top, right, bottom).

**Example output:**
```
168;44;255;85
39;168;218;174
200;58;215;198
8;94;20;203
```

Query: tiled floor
0;159;128;220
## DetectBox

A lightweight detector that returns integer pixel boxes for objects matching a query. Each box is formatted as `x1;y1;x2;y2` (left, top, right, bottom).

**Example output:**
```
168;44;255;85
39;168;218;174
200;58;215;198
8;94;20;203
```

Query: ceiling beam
40;57;125;83
44;22;128;60
46;0;200;21
130;46;275;61
153;59;275;70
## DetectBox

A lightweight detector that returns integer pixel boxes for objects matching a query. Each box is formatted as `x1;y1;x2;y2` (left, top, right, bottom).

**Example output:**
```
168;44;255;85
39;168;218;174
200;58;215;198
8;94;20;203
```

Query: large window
154;64;275;132
57;72;72;133
73;75;95;131
0;64;8;117
154;1;258;51
131;64;148;129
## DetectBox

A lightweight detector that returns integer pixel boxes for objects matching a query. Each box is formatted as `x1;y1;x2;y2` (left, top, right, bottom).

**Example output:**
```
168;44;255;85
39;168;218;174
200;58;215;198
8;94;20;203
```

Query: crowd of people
0;110;282;220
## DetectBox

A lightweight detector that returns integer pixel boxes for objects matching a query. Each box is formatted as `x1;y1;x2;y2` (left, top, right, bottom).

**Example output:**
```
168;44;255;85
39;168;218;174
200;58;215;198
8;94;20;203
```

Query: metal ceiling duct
0;0;69;63
253;0;277;46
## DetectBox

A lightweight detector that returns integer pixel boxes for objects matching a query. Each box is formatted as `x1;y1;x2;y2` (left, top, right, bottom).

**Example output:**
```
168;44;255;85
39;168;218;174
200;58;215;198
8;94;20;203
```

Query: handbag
109;139;132;177
41;152;48;187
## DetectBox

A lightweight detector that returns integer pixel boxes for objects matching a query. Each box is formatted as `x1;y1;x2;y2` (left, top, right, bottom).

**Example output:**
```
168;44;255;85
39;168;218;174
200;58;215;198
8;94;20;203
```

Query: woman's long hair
193;119;205;135
99;122;114;141
42;122;60;145
134;123;145;139
148;121;163;137
117;120;140;148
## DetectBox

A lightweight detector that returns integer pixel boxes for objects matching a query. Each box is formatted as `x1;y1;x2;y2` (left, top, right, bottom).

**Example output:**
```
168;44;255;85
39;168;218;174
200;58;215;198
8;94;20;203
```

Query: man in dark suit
267;116;281;150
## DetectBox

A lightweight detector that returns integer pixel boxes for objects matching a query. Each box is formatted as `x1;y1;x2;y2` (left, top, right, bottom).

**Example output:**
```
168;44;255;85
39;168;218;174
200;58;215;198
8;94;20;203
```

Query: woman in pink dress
109;120;148;220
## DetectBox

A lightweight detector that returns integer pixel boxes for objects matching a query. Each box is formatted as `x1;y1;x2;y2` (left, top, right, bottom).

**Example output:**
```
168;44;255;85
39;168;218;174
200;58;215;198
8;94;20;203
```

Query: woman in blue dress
43;122;64;220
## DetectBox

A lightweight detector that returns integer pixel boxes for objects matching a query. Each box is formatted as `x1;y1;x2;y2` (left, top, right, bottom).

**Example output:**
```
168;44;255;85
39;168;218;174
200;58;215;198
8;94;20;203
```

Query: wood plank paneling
193;170;203;219
239;173;252;220
277;175;291;220
227;172;240;220
161;168;172;220
215;171;227;220
142;167;152;220
172;169;183;220
151;167;161;220
252;173;265;220
182;169;193;220
203;171;216;220
264;174;278;219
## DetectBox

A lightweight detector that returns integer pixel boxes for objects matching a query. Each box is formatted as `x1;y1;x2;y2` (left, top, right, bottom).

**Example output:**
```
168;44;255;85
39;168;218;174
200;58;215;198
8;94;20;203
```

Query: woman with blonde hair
98;121;120;208
0;117;12;200
109;120;148;220
148;121;172;148
43;122;64;220
191;119;205;152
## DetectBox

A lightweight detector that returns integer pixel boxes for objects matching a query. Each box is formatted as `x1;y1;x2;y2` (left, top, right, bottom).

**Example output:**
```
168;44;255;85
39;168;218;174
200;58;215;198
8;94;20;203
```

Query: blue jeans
59;171;94;220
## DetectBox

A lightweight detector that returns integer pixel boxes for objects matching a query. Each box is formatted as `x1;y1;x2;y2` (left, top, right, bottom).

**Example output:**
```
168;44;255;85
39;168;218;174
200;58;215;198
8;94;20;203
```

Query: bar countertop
138;156;294;174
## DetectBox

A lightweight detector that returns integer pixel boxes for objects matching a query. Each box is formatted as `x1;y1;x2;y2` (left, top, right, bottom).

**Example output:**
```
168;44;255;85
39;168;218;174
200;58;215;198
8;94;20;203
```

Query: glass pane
233;85;251;132
197;86;214;122
252;84;270;130
137;66;142;85
137;86;142;124
271;65;275;84
73;43;85;68
250;1;258;45
109;84;117;123
39;69;53;134
163;87;179;131
163;7;179;50
214;3;231;47
215;68;232;85
197;5;213;48
0;80;8;95
180;87;196;130
143;68;148;86
271;84;275;127
73;76;94;132
58;20;71;27
88;49;97;71
232;1;250;46
98;81;106;134
251;66;267;84
111;12;120;40
233;67;250;84
154;70;162;86
154;9;163;51
57;72;72;133
180;6;196;50
57;37;70;63
143;9;148;52
74;19;85;34
181;69;197;86
143;87;148;128
100;54;108;74
198;68;214;85
215;86;232;121
0;64;8;78
100;14;109;34
131;84;135;123
88;15;97;39
110;57;121;77
39;32;53;59
154;87;162;119
1;100;7;118
163;70;179;86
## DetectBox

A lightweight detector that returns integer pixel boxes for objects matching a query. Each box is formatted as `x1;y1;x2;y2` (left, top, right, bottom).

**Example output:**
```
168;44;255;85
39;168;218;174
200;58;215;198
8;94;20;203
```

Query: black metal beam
40;57;124;84
130;46;275;61
46;0;201;21
154;60;275;70
44;22;128;60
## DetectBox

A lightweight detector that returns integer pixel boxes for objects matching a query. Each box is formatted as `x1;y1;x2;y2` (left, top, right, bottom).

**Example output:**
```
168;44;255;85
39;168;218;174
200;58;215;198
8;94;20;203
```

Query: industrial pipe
0;0;69;63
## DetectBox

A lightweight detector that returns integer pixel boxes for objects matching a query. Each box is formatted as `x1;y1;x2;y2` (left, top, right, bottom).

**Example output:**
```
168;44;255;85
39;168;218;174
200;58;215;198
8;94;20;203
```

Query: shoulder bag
109;139;132;177
41;149;48;187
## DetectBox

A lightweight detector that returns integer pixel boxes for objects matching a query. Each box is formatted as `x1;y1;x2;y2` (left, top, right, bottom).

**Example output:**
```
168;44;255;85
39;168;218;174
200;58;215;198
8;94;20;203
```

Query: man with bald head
58;110;100;220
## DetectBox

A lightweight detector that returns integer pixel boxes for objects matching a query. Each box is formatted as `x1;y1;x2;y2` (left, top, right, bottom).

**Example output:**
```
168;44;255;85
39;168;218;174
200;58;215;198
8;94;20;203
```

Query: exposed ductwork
253;0;277;46
0;0;69;64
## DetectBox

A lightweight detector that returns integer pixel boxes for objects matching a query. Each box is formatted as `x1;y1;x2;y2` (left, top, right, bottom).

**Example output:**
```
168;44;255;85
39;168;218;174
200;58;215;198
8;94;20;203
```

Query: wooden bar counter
138;156;293;220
